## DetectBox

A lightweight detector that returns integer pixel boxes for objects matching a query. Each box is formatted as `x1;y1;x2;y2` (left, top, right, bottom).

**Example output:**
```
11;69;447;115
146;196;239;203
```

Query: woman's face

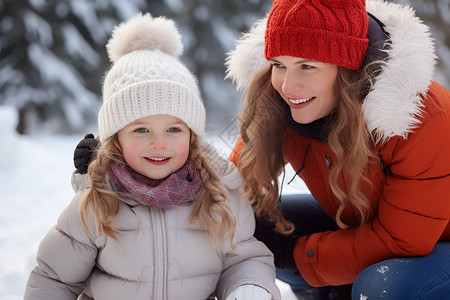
270;56;339;124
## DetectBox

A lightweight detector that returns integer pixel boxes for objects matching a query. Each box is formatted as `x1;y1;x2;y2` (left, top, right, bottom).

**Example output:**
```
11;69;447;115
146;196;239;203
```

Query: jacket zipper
150;208;168;299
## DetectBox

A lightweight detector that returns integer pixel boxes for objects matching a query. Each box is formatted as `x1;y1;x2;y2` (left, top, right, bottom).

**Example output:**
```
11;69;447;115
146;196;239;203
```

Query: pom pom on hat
98;13;205;143
106;13;183;63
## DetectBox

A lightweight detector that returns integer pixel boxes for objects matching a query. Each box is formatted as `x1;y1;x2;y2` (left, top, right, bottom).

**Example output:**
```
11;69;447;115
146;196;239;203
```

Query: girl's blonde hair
80;132;236;247
238;59;383;234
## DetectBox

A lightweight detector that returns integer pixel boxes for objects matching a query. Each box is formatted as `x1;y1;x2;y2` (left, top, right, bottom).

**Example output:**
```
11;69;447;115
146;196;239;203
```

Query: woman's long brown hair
238;59;384;234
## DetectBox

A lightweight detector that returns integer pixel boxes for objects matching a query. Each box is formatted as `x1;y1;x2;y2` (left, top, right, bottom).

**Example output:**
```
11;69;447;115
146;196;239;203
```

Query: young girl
24;13;280;300
226;0;450;298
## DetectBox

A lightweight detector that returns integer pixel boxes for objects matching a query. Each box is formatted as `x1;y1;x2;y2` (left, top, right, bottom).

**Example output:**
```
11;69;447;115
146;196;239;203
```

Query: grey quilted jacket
24;146;280;300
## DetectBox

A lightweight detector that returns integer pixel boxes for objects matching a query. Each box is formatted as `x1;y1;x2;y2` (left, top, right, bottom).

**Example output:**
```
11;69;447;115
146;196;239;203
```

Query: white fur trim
107;13;183;63
225;0;436;141
225;16;269;91
364;0;436;142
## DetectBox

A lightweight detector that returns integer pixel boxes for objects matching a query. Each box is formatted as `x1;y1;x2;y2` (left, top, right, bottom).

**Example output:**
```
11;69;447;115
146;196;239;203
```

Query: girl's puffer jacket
24;144;281;300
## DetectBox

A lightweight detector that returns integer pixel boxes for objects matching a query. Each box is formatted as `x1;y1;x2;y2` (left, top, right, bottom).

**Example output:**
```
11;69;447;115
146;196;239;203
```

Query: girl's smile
145;156;171;165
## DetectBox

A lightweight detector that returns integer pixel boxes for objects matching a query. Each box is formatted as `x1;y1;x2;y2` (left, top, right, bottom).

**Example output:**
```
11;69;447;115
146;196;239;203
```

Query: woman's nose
282;71;303;96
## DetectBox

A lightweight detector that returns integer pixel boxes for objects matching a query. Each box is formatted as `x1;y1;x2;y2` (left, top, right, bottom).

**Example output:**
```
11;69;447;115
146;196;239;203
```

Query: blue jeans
278;193;450;299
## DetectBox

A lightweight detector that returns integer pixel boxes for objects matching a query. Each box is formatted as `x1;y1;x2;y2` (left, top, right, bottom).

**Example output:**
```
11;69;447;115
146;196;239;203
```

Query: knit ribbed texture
98;14;205;143
264;0;369;70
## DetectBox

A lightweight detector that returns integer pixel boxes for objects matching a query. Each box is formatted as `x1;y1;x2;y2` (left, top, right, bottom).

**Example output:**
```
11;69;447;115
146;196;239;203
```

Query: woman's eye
168;127;181;133
302;64;314;70
271;63;284;69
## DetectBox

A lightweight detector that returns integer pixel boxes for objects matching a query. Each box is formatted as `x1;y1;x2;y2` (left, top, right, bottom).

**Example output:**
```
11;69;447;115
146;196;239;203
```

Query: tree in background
0;0;148;134
0;0;447;135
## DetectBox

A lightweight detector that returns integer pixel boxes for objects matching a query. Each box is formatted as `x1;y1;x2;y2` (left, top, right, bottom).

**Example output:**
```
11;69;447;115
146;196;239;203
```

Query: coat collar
225;0;436;143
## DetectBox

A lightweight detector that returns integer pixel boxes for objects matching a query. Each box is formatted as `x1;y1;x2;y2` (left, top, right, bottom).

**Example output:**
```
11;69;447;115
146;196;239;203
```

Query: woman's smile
288;96;316;105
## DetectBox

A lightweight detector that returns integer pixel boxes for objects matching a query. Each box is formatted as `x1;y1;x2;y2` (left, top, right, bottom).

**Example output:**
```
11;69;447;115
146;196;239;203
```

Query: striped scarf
108;160;200;209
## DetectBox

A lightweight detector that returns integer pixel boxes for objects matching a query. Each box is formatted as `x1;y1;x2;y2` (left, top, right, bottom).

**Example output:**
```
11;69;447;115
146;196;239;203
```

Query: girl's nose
150;135;167;149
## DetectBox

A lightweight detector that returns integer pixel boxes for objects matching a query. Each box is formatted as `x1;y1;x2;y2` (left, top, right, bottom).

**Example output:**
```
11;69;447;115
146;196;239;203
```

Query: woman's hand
73;133;99;174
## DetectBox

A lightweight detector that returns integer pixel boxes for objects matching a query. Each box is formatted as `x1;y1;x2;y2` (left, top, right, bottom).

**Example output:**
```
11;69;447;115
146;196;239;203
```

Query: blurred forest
0;0;448;135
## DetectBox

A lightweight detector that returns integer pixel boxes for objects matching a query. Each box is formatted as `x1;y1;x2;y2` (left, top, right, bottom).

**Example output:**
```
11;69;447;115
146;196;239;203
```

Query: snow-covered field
0;127;305;299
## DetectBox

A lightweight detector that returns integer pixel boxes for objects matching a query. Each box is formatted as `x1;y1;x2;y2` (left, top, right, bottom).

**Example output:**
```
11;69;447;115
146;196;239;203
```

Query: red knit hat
264;0;369;70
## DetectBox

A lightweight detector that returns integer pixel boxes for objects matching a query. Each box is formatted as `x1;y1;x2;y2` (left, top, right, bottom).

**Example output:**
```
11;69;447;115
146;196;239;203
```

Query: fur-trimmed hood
225;0;436;143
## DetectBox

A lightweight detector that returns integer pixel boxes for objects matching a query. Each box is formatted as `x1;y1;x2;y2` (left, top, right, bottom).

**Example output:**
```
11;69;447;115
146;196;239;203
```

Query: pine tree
0;0;147;133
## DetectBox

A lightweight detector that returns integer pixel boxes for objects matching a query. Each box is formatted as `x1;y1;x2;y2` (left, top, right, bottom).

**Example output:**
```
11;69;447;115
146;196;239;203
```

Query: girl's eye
168;127;181;133
135;128;148;133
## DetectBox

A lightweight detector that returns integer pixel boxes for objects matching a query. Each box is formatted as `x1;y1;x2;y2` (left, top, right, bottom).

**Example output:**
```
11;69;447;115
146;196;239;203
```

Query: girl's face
270;56;339;124
117;114;190;180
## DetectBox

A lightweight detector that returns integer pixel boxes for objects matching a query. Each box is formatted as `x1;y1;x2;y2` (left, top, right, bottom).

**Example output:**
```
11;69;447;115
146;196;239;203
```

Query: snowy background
0;106;309;299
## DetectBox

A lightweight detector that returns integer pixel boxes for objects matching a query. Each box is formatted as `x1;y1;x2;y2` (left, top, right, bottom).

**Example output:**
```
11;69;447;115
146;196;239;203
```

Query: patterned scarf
108;160;201;209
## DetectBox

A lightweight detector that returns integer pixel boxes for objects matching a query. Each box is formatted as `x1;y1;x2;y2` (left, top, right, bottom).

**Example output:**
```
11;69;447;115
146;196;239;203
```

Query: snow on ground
0;129;306;299
0;134;80;299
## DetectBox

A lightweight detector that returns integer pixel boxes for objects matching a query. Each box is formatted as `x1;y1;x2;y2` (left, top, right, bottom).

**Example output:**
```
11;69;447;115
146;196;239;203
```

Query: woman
226;0;450;298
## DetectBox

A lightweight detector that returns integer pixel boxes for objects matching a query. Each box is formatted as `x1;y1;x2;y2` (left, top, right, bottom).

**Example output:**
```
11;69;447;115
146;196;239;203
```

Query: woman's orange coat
230;81;450;286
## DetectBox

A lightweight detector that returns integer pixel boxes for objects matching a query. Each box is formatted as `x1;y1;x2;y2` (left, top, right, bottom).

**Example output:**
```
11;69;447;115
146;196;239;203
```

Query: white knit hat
98;13;205;143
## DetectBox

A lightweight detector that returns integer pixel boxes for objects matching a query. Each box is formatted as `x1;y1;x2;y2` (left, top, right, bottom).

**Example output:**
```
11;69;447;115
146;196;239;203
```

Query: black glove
254;215;299;273
73;133;99;174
